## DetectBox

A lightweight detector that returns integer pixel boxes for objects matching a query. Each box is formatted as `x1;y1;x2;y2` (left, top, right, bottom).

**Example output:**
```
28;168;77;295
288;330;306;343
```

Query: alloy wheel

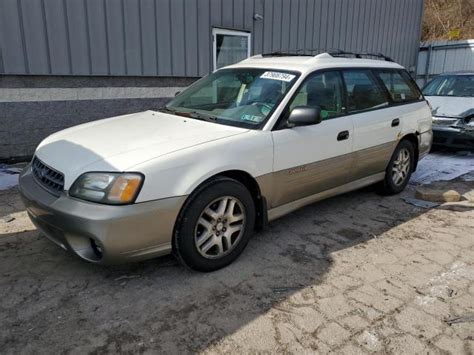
194;196;246;259
391;147;411;186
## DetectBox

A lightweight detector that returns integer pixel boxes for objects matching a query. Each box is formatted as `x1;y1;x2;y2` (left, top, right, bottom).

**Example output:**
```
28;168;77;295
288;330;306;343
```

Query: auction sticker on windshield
260;71;296;82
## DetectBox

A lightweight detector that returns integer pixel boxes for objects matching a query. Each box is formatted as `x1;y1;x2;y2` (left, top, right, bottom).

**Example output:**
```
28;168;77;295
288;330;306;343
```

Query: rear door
270;70;354;208
375;68;430;153
341;69;399;180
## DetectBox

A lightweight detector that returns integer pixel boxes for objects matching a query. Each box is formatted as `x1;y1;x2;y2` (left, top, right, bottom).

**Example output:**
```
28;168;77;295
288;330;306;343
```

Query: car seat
352;84;377;110
307;81;336;112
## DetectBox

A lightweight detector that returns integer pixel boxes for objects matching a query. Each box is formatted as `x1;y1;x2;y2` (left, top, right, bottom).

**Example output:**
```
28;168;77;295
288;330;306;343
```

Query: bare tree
422;0;473;41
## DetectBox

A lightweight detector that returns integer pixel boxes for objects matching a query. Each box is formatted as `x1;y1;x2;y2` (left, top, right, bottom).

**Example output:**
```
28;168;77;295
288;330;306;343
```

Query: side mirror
287;106;322;127
174;91;181;97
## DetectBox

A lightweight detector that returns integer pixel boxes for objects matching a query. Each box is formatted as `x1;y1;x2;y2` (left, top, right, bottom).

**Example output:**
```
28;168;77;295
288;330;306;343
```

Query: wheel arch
218;170;267;230
175;169;268;236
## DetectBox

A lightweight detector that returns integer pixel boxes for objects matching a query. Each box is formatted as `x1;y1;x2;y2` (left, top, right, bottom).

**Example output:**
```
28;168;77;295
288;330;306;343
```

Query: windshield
164;68;300;128
422;75;474;97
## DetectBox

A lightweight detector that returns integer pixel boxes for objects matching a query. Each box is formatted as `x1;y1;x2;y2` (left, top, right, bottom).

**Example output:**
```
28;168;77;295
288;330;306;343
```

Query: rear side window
289;71;344;119
342;70;389;113
377;70;421;103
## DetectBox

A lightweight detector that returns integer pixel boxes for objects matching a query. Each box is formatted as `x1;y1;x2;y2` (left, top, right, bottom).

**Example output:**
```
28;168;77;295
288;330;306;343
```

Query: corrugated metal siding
0;0;423;77
416;40;474;87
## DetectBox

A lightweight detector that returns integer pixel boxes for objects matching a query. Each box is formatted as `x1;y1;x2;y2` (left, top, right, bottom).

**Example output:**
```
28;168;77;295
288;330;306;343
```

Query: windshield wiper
159;107;177;114
186;111;218;122
159;107;217;122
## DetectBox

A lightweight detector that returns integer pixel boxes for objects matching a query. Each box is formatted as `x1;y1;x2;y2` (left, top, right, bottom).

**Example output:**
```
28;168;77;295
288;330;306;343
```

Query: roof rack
325;50;394;62
260;49;393;62
261;50;314;57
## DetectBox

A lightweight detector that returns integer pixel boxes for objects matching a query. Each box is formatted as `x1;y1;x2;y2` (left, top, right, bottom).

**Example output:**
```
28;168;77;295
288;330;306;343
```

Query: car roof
226;52;405;74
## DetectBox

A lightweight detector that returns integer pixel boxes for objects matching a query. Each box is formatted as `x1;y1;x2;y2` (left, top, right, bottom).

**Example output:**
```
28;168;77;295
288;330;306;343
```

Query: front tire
173;177;255;272
379;140;415;195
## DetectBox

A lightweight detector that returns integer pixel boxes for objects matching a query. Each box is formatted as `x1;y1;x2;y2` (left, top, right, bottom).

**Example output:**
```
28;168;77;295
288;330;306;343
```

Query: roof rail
261;50;314;57
260;49;393;62
326;50;394;62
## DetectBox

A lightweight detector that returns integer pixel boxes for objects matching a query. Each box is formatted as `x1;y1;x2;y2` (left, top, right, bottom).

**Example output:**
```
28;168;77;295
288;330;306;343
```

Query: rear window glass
377;70;421;102
342;70;389;113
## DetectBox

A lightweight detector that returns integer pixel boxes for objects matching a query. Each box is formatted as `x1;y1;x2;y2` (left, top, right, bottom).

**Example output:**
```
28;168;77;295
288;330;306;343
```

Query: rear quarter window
376;70;422;103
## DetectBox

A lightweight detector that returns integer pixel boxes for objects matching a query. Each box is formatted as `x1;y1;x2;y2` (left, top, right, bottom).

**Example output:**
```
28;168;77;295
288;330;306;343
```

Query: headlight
69;172;144;205
432;116;460;126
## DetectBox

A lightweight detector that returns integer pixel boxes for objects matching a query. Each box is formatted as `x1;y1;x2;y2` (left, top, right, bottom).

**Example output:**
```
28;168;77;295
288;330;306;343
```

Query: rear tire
378;140;415;195
173;177;255;272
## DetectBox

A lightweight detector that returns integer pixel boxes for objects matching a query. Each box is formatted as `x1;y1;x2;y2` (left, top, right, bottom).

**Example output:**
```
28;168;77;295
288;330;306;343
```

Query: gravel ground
0;159;473;354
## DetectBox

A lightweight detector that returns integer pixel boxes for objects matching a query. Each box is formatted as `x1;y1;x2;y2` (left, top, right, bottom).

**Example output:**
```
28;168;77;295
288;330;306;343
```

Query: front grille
32;157;65;195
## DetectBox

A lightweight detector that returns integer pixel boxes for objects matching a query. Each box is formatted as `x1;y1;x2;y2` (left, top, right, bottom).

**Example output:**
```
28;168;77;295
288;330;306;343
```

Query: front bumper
432;125;474;149
19;165;186;264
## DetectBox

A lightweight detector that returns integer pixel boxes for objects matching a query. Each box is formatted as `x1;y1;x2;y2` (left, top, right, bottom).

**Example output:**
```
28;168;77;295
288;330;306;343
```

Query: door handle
337;130;350;141
391;118;400;127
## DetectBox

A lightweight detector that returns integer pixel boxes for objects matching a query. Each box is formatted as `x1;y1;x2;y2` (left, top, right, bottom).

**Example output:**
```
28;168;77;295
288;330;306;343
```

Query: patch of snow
0;165;20;191
411;151;474;185
429;285;453;298
415;295;436;306
413;261;470;308
430;261;470;284
0;174;18;190
461;173;474;182
360;331;381;350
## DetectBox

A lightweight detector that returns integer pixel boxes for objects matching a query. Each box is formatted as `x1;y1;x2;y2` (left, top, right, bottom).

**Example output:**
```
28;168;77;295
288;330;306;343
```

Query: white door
270;71;354;208
212;28;251;70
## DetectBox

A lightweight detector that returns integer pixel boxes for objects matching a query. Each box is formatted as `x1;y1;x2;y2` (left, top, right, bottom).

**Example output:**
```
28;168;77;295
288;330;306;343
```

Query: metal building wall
0;0;424;161
416;40;474;87
0;0;424;77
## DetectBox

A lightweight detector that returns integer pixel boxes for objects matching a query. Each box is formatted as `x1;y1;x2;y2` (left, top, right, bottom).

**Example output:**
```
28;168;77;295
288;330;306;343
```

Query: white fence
416;39;474;88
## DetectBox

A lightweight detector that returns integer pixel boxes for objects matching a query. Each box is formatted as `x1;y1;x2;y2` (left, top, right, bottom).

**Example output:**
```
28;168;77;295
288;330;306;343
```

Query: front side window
165;68;299;129
342;70;389;113
289;71;344;119
422;75;474;97
377;70;421;102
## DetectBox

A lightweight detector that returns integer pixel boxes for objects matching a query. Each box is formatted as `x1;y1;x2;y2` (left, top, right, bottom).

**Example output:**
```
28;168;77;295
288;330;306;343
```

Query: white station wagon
19;51;433;271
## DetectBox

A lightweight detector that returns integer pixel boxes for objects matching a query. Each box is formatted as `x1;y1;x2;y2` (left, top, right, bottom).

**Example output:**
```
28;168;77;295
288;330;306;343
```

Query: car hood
425;96;473;118
35;110;248;186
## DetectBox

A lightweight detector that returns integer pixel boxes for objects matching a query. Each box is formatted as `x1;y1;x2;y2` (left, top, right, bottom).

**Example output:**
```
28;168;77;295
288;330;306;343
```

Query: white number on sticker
260;71;296;82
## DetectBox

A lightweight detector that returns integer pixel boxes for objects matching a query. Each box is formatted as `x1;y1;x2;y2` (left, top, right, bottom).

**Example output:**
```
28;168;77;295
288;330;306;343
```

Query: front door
270;70;354;208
